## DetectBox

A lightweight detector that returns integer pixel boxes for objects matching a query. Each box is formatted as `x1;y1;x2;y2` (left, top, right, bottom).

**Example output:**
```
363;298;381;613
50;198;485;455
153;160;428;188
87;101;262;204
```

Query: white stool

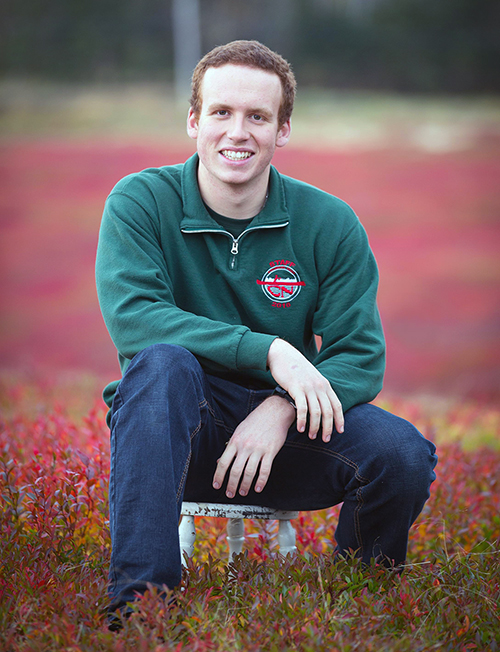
179;502;299;565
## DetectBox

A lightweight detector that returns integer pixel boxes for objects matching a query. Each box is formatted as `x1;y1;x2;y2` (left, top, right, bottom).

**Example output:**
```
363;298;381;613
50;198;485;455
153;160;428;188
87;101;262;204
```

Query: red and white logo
257;260;305;305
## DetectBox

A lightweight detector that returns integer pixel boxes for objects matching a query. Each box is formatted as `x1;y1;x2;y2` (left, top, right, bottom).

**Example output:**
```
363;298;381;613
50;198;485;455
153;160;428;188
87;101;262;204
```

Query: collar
179;153;290;231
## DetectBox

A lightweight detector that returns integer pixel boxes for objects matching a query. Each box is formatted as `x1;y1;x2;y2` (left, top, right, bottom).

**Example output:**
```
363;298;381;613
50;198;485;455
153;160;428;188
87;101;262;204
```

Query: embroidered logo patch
257;260;305;306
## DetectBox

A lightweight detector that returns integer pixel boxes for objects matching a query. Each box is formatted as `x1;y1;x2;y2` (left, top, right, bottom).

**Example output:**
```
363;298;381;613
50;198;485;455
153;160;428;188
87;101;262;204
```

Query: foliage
1;0;499;92
1;381;499;651
295;0;500;93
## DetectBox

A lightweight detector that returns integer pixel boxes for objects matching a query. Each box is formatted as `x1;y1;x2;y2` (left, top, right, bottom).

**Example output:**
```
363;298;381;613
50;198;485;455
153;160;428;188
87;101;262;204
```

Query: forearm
99;291;275;373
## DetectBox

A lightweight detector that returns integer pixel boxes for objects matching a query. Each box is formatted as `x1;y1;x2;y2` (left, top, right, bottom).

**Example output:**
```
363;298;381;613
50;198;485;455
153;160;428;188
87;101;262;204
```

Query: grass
1;377;499;651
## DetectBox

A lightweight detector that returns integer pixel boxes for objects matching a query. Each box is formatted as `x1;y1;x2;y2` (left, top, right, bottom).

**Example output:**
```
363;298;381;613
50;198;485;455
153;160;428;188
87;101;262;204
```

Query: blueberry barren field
1;89;500;651
1;129;499;400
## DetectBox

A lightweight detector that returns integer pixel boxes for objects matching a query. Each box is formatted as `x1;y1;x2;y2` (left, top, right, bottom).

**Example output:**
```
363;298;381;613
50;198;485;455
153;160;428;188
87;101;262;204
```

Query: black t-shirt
205;204;254;238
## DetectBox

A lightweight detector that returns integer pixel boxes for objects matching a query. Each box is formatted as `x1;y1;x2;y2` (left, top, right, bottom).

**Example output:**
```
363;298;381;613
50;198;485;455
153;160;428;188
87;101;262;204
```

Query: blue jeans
108;344;437;611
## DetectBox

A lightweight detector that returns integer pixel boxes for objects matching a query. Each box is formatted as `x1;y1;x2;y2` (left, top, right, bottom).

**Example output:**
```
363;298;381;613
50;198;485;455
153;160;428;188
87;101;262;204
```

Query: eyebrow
206;103;274;119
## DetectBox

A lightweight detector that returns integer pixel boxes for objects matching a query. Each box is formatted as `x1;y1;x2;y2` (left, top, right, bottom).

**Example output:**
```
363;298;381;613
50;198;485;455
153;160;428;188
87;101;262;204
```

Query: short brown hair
190;40;296;127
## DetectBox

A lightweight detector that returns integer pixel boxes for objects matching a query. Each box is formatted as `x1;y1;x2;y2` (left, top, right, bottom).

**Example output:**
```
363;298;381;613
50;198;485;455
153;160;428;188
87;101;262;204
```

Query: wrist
272;385;296;409
267;337;287;367
265;394;296;424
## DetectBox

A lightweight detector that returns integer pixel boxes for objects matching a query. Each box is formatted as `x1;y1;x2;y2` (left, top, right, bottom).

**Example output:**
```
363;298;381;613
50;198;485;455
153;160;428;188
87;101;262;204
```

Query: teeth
222;150;252;161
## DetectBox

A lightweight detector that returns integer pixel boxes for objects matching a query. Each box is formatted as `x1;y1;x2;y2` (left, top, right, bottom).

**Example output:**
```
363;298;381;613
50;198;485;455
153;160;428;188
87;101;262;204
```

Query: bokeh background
1;0;499;404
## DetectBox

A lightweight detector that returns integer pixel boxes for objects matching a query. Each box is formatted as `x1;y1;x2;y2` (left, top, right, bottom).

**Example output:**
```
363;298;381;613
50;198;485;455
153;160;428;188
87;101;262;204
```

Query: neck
197;164;270;219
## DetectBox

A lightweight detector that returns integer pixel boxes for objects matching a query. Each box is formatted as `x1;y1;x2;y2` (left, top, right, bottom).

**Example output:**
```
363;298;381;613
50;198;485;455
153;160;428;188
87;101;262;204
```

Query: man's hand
267;338;344;441
213;396;296;498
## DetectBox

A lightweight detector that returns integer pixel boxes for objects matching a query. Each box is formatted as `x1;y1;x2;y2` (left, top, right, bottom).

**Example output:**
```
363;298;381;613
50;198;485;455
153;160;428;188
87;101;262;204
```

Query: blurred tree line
1;0;498;93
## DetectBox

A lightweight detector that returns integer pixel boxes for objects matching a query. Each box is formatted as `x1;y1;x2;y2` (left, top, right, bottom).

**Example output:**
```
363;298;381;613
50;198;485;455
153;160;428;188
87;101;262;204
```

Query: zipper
181;222;289;270
230;239;239;269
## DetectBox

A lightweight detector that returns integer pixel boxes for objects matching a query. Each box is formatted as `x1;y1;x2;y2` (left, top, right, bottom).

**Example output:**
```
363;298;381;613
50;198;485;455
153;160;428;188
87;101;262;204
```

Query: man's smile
221;150;253;161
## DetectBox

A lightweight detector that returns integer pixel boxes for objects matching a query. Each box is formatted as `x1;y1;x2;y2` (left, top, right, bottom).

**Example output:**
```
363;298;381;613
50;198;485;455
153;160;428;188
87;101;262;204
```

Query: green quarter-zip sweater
96;153;385;414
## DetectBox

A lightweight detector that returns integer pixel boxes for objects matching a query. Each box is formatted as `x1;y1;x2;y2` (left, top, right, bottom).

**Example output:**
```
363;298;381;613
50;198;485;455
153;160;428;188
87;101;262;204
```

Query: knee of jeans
386;424;437;501
131;343;202;381
355;408;436;496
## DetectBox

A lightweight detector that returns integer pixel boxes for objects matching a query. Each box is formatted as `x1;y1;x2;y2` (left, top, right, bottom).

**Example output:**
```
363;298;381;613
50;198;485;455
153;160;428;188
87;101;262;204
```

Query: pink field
1;139;499;400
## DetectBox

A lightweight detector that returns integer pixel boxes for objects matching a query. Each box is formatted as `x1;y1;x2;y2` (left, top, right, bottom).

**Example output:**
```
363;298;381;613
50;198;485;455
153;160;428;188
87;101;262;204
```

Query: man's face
187;64;291;195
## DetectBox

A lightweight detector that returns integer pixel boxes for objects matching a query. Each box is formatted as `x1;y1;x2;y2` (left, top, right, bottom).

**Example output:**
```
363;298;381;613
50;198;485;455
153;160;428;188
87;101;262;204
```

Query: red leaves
1;382;499;650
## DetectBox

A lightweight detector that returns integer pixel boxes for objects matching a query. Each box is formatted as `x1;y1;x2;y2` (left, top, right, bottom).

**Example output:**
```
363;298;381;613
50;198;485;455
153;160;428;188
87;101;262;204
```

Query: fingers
212;443;236;495
231;454;273;496
295;394;308;434
291;384;344;441
317;393;333;441
306;394;322;440
331;392;344;436
213;448;272;498
236;453;261;497
255;456;273;493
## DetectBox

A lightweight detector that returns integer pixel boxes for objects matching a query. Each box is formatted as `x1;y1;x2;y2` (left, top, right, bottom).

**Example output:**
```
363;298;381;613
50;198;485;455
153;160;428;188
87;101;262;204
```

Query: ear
187;108;199;140
276;119;291;149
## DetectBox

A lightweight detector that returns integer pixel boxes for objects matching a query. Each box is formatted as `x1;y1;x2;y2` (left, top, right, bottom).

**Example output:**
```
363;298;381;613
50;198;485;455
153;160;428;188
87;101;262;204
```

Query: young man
96;40;437;619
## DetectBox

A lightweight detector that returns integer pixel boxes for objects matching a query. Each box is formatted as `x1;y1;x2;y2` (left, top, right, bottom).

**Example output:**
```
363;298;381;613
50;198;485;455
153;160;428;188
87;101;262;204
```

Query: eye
251;114;263;121
216;109;228;116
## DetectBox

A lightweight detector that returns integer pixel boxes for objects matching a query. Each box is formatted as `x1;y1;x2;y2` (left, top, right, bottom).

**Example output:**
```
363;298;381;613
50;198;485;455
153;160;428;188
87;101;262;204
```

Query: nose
227;115;249;142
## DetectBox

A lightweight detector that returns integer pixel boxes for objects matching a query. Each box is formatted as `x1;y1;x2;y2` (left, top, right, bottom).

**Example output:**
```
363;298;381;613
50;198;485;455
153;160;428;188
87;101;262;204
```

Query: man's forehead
200;64;282;109
202;64;281;92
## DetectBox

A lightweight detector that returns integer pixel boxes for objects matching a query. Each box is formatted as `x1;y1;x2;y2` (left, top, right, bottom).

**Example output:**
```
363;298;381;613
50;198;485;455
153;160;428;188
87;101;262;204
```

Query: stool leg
227;518;245;559
179;514;196;566
277;519;296;556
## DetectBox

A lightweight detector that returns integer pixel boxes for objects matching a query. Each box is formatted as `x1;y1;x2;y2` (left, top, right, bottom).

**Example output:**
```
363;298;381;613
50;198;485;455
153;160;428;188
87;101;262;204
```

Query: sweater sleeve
95;190;276;374
312;217;385;412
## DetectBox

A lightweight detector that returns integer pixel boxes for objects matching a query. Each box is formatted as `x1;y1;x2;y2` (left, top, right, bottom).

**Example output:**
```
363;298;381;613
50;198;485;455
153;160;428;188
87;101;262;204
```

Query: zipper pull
230;239;239;269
